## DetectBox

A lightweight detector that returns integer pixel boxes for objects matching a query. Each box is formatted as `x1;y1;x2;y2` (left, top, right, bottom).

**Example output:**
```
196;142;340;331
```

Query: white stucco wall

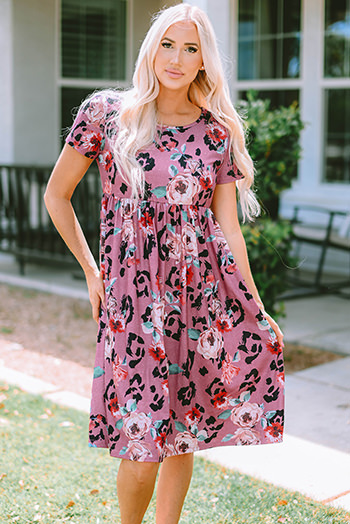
0;0;14;164
12;0;57;165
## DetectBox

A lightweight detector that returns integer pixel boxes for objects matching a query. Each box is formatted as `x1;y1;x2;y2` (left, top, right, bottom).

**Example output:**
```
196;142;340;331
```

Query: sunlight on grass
0;383;349;524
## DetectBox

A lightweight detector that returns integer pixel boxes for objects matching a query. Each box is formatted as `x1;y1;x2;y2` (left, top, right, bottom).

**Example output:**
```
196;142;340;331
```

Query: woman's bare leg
117;459;159;524
155;453;194;524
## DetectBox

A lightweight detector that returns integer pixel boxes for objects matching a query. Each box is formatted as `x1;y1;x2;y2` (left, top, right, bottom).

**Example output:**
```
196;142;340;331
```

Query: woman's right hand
86;270;106;323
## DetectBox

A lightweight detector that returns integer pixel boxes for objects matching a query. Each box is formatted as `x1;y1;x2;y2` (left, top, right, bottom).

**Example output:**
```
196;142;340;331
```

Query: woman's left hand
264;312;284;348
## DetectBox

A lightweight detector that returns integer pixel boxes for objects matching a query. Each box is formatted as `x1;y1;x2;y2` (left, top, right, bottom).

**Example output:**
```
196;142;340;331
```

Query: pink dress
66;90;284;462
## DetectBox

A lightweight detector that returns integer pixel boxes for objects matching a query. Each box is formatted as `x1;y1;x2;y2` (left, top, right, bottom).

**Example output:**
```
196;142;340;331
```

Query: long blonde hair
113;3;260;221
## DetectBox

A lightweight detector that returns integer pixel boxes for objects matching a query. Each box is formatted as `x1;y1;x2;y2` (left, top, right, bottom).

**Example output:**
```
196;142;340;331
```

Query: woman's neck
156;89;200;126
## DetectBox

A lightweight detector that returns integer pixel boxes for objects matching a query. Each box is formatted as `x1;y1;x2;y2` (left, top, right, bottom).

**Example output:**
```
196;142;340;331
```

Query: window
60;0;128;139
61;0;127;80
324;89;350;183
323;0;350;183
324;0;350;78
238;0;301;80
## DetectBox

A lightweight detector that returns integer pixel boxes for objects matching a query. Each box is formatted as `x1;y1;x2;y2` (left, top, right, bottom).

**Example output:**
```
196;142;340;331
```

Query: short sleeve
216;140;245;184
65;92;106;160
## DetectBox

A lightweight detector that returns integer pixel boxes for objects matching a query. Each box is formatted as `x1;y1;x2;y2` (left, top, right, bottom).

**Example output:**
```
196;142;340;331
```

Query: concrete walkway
0;254;350;512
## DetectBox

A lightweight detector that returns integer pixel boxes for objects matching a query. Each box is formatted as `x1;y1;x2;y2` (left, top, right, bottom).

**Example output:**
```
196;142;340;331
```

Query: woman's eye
186;46;198;54
161;42;172;49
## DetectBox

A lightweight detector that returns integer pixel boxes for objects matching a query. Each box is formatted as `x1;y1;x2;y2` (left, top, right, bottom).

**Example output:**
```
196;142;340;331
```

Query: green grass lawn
0;383;349;524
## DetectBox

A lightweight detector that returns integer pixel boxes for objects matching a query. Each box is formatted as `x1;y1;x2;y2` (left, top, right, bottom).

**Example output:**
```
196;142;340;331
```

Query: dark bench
0;164;101;274
290;204;350;294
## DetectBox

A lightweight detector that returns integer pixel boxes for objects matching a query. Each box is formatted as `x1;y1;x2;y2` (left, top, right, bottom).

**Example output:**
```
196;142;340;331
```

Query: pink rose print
166;231;182;262
182;223;198;257
174;431;199;454
127;440;152;461
167;173;200;205
197;326;223;360
121;219;135;243
212;220;227;249
120;199;137;219
221;354;240;385
86;97;108;123
104;326;114;359
103;178;112;195
231;402;264;428
209;298;222;316
112;354;128;387
151;301;165;335
185;159;201;174
123;412;152;441
234;428;261;446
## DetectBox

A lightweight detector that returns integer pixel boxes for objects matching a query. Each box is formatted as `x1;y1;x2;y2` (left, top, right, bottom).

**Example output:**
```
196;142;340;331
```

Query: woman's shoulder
79;89;123;126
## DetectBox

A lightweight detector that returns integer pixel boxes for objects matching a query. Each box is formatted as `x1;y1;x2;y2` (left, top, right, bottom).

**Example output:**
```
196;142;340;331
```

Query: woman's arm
210;182;284;346
44;144;105;322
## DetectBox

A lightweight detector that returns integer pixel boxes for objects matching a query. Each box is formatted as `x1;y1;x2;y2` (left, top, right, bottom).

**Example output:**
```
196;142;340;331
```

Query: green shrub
242;218;296;318
238;91;304;217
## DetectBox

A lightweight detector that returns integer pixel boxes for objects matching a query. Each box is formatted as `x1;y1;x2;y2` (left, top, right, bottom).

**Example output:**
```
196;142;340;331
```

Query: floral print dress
66;90;284;462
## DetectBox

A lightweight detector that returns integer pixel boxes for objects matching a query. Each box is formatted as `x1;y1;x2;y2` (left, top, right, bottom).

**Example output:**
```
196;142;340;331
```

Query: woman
45;4;284;524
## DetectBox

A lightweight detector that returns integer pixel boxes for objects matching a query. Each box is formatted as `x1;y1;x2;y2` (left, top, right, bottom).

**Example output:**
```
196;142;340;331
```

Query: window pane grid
324;89;350;183
61;0;127;80
324;0;350;78
238;0;301;80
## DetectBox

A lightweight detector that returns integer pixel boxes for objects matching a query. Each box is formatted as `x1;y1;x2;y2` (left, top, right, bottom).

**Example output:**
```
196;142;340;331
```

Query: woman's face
154;21;203;93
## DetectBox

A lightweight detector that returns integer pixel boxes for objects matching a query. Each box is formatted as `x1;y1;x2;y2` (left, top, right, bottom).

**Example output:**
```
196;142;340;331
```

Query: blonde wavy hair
113;3;260;221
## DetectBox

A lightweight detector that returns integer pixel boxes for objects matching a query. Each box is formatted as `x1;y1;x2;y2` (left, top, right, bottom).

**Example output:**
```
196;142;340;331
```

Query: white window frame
231;0;350;213
54;0;134;155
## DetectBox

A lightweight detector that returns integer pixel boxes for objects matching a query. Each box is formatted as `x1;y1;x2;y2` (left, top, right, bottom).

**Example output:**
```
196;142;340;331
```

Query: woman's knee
120;459;159;487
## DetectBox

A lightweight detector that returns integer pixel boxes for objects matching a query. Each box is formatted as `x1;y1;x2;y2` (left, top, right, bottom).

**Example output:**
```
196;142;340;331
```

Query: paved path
0;254;350;512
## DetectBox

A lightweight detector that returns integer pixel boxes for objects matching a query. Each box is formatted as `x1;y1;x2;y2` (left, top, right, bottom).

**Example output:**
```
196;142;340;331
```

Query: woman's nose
170;48;181;64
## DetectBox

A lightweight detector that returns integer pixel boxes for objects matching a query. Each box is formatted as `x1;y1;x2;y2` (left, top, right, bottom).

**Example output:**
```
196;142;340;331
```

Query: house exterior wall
2;0;349;217
0;0;14;163
12;0;57;164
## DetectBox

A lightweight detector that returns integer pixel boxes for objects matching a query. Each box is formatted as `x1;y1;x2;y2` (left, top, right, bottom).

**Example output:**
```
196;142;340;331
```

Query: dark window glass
61;0;127;80
324;0;350;77
238;0;301;80
324;89;350;183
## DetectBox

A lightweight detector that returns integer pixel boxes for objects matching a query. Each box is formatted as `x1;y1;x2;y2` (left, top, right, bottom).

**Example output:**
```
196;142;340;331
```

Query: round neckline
156;107;204;130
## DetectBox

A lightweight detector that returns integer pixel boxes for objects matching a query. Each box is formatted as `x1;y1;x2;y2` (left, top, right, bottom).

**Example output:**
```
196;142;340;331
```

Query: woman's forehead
161;21;199;41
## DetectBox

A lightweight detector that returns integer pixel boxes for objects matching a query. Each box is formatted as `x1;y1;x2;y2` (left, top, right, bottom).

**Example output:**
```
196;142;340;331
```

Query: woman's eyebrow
161;37;199;46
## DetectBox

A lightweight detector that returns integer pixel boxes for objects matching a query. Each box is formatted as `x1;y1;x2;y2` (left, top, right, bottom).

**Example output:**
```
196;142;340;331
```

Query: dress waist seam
102;193;211;209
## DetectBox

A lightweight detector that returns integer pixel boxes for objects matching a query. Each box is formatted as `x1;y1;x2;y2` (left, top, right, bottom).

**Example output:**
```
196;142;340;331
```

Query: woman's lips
165;69;184;78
